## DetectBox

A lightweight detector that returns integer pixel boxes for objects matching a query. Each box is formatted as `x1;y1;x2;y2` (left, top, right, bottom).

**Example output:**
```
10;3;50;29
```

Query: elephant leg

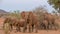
42;24;46;30
53;23;58;30
48;24;52;29
44;25;47;30
43;24;45;29
16;27;18;32
35;24;38;33
29;25;32;33
48;23;50;30
32;24;34;32
46;25;48;32
48;21;52;30
15;24;21;32
54;23;58;30
50;22;55;30
23;26;27;33
23;23;27;33
45;25;47;30
55;24;60;30
16;26;21;32
18;26;21;32
9;24;13;32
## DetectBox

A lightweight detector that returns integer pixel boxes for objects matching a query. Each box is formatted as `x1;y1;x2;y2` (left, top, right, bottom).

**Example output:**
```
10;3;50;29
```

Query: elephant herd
3;11;60;33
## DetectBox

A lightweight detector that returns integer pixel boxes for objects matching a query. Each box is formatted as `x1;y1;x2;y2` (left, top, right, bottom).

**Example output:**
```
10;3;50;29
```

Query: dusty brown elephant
20;11;29;32
3;17;18;31
41;19;48;30
43;12;55;29
54;16;60;30
15;18;27;32
28;11;39;33
9;17;27;32
3;17;11;32
3;17;27;32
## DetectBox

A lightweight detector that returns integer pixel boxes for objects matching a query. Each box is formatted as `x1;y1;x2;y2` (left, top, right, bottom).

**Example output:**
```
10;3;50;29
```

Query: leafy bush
9;10;21;19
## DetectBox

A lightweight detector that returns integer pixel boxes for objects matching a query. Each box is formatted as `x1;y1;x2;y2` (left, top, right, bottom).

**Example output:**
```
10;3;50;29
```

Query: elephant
43;12;55;29
3;17;27;32
28;11;39;33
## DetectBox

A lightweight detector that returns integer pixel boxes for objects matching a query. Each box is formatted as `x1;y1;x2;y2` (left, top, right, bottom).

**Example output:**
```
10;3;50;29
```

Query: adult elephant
3;17;27;32
54;16;60;30
21;11;29;32
28;11;39;33
9;17;27;32
43;12;55;29
3;17;11;29
40;19;48;30
3;17;18;32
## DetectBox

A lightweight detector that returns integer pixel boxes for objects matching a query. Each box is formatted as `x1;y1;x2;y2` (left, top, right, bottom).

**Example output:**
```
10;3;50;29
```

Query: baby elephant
16;18;27;32
42;20;48;30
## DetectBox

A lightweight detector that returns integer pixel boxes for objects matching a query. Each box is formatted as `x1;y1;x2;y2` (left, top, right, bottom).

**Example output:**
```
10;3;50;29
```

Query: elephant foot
34;30;38;33
29;32;31;33
18;30;21;32
23;29;26;33
28;31;32;33
23;31;26;33
14;30;18;33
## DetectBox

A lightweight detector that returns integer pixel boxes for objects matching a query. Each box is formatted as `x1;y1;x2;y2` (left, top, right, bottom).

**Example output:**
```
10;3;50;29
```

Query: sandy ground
0;30;60;34
0;18;60;34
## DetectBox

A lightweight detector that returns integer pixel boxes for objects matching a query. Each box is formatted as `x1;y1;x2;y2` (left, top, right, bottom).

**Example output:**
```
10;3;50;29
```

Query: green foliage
48;0;60;13
9;10;21;19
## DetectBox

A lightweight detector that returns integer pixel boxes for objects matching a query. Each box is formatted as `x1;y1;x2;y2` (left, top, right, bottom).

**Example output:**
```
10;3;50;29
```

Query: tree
48;0;60;13
33;6;48;29
33;6;47;15
33;6;48;23
9;10;21;19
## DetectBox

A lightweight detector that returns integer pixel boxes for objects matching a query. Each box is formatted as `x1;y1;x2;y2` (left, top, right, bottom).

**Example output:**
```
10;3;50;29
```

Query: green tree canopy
48;0;60;13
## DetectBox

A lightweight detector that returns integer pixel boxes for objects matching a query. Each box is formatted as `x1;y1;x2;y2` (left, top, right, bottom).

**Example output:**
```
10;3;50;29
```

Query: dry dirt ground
0;18;60;34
